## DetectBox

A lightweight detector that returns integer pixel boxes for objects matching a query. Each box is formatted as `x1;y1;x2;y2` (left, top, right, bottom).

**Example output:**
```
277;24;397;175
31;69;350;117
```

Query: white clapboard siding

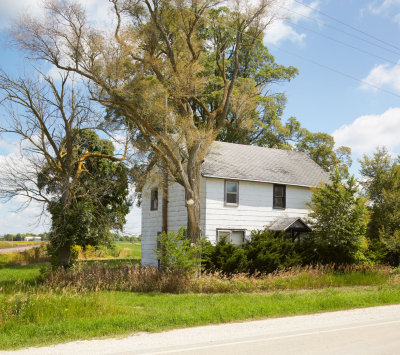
141;178;207;265
141;181;162;266
203;178;312;243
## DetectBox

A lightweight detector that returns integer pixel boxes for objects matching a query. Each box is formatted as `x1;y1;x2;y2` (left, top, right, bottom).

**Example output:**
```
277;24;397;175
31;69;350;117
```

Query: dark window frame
224;180;239;206
150;188;158;211
273;184;286;209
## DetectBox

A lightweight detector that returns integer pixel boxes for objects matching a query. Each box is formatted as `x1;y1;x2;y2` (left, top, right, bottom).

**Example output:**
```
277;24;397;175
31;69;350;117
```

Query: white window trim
216;229;246;245
224;180;239;206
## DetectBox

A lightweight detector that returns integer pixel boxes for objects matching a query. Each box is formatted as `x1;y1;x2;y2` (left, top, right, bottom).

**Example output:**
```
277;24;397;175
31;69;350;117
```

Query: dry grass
41;263;399;294
44;264;191;293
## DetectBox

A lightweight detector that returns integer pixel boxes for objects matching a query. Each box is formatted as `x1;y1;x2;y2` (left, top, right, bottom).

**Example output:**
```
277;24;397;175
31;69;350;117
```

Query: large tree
360;148;400;265
0;71;130;267
213;37;351;173
307;169;369;264
39;130;131;252
10;0;279;244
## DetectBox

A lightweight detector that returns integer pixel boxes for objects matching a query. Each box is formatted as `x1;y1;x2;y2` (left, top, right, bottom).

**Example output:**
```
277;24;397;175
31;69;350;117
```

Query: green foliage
42;130;131;268
245;230;303;273
155;228;201;273
201;237;248;274
212;34;352;175
202;230;304;274
360;148;400;265
307;169;369;264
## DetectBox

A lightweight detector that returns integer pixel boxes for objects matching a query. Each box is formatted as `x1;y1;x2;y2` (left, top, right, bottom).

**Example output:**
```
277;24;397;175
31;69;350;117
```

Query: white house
141;141;330;266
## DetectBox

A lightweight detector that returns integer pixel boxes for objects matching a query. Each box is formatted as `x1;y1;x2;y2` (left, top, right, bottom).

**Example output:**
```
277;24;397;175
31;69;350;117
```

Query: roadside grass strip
1;287;400;349
1;264;400;350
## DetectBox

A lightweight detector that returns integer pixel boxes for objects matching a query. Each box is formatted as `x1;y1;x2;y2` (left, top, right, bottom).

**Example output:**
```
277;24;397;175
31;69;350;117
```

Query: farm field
0;241;44;249
114;242;141;260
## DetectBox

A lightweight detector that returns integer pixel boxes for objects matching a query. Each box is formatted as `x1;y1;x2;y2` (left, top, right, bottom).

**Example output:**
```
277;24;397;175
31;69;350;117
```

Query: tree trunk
162;170;169;234
185;162;202;244
57;242;72;268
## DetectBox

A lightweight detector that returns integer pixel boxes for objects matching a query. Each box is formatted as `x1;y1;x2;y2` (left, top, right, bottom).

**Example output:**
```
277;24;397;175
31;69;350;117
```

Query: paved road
0;245;41;254
3;304;400;355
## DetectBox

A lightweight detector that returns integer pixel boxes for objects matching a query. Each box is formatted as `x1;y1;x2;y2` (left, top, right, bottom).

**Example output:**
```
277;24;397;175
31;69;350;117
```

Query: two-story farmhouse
141;141;330;266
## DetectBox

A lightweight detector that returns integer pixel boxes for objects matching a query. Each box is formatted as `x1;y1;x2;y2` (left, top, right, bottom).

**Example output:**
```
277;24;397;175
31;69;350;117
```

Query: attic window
273;184;286;209
225;181;239;205
150;188;158;211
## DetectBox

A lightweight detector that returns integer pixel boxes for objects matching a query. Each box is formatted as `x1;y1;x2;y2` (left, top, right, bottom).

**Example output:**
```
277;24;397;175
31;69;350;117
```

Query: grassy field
1;263;400;350
114;241;141;260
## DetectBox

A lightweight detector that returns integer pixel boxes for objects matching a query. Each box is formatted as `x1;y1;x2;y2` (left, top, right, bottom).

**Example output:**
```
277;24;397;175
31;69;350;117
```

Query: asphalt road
3;304;400;355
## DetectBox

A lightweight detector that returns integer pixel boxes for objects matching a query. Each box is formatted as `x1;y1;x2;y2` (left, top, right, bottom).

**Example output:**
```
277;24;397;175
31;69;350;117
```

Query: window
273;184;286;209
150;188;158;211
217;230;245;246
225;181;239;205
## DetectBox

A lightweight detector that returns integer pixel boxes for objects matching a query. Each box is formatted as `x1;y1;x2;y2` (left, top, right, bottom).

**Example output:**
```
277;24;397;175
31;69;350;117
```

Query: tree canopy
307;169;369;264
9;0;283;243
360;148;400;265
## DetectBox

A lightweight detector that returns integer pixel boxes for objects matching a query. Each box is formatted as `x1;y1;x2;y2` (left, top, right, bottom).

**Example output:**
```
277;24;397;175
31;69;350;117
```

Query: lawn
1;263;400;350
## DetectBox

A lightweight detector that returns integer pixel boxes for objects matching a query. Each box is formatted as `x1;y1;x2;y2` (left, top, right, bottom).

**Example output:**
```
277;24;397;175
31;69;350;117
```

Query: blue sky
0;0;400;234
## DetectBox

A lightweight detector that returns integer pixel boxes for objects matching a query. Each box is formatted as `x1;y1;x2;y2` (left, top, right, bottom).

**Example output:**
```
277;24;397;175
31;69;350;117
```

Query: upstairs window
150;188;158;211
225;181;239;205
273;184;286;209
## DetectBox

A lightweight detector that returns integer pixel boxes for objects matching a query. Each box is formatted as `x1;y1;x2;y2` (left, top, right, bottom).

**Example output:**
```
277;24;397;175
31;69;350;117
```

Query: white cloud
332;107;400;154
365;0;400;24
264;0;319;45
0;198;48;234
360;60;400;93
367;0;400;15
0;0;113;29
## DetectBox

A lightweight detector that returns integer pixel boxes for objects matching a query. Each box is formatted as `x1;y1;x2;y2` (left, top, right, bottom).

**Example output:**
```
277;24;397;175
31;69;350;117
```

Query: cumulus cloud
365;0;400;24
264;0;319;45
332;107;400;154
360;60;400;93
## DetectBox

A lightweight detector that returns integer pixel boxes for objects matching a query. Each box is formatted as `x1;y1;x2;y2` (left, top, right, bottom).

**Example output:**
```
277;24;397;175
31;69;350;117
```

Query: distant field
114;241;141;260
0;241;44;248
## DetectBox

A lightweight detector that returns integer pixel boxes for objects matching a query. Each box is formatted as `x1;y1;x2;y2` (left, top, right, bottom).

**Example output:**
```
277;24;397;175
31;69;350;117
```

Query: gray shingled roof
202;141;330;187
269;217;312;232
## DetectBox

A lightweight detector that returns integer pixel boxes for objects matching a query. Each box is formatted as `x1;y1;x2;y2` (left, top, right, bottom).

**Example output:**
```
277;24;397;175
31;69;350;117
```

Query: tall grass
41;263;400;294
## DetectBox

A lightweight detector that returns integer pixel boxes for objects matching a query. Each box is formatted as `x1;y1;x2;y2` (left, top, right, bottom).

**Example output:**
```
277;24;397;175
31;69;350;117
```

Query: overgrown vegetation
1;262;400;350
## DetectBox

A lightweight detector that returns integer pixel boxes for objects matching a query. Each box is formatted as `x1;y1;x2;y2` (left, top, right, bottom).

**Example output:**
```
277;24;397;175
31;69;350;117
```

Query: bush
202;230;304;275
155;228;201;273
202;237;248;274
245;230;303;273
